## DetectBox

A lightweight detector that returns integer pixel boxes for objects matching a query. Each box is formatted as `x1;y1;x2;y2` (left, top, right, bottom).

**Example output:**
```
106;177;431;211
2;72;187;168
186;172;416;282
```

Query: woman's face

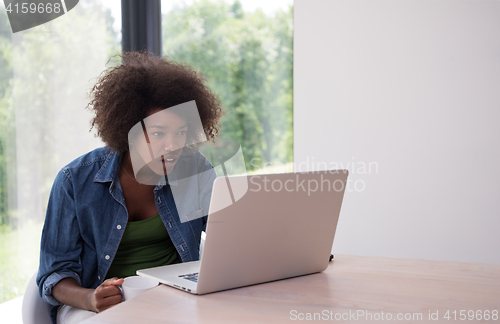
131;108;187;177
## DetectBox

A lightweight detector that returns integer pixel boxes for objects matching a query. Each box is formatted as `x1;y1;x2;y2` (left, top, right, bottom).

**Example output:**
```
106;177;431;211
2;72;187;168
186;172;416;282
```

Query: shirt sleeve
36;168;84;306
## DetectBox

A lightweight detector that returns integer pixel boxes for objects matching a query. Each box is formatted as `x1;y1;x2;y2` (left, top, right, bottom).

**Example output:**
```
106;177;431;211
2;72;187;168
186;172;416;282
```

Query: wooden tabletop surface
82;254;500;323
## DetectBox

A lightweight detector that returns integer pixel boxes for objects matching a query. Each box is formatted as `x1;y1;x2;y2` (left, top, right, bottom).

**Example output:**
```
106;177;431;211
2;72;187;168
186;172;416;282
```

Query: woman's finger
101;278;124;287
95;284;122;299
95;294;123;312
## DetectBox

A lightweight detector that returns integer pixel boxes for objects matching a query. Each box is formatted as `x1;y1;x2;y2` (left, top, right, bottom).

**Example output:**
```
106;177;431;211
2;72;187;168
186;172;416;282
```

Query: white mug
120;276;159;301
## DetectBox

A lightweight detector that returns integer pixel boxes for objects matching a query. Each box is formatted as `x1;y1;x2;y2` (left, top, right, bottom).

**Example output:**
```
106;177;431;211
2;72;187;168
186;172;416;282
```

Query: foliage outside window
162;0;293;173
0;0;119;303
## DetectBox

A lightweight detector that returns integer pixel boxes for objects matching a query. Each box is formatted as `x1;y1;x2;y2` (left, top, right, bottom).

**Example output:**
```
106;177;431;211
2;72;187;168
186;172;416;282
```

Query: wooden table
82;254;500;323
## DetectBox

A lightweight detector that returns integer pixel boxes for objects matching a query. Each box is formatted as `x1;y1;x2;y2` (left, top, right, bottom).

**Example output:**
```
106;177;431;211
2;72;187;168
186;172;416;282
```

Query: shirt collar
94;150;122;184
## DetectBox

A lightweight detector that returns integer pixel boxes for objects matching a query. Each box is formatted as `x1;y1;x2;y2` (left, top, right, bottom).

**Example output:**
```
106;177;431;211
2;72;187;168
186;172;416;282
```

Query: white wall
294;0;500;264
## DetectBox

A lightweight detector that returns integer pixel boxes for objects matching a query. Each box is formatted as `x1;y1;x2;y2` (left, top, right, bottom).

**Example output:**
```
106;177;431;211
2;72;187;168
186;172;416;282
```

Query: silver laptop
137;170;348;295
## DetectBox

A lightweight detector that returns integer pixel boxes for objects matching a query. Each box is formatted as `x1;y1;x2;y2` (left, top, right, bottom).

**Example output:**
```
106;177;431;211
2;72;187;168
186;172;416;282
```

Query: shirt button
98;276;101;280
105;255;110;260
117;225;121;230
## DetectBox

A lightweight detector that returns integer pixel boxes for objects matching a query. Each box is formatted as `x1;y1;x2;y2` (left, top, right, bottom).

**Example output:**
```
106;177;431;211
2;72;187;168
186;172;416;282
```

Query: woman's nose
163;134;179;152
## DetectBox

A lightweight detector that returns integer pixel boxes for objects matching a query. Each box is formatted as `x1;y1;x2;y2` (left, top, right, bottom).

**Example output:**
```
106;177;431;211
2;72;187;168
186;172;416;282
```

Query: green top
106;214;179;279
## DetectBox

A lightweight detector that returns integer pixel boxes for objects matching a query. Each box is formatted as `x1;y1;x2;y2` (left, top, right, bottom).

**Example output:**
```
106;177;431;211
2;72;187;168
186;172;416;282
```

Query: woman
36;52;224;324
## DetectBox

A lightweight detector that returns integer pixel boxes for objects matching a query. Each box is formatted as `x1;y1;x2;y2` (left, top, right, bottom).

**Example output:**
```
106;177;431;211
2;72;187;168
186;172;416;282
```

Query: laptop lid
196;170;348;294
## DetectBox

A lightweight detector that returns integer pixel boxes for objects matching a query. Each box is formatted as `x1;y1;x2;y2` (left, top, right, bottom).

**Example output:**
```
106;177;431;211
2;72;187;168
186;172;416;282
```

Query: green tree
163;0;293;171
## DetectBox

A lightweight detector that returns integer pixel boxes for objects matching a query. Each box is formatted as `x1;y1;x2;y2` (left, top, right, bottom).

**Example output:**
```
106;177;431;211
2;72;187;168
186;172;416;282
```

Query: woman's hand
53;277;124;313
90;277;124;313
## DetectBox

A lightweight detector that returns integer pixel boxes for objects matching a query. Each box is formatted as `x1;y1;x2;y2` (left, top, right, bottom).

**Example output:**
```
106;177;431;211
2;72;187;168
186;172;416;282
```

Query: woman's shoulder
57;147;119;181
62;147;114;169
168;148;214;184
182;148;213;166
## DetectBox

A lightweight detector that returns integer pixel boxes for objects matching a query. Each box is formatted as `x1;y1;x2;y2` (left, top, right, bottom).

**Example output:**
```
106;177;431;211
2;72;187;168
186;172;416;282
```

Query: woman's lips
161;155;178;167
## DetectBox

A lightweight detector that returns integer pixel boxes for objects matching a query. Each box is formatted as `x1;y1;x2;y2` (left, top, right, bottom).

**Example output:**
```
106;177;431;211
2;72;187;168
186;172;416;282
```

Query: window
161;0;293;174
0;0;293;307
0;0;121;304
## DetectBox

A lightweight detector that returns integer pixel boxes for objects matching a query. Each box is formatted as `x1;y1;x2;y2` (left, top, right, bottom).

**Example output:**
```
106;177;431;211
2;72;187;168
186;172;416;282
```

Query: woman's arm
52;277;124;313
37;170;85;305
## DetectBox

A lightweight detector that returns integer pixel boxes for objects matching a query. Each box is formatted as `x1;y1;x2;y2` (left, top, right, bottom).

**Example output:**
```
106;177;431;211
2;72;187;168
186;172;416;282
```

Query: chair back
22;272;52;324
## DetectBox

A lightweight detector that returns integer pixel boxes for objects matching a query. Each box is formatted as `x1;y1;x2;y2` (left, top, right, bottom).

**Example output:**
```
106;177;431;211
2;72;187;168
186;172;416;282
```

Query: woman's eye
151;132;164;137
177;131;187;136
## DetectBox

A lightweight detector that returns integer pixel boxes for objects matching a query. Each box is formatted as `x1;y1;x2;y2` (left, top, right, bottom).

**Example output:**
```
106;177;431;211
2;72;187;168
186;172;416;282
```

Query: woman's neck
119;152;158;188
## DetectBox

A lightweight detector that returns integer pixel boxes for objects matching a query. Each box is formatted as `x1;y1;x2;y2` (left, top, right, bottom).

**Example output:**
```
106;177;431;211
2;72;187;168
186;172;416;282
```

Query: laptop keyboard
179;272;199;283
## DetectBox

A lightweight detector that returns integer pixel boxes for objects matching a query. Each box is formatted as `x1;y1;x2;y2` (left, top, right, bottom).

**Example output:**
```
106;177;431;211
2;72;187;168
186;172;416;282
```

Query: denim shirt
36;147;215;323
